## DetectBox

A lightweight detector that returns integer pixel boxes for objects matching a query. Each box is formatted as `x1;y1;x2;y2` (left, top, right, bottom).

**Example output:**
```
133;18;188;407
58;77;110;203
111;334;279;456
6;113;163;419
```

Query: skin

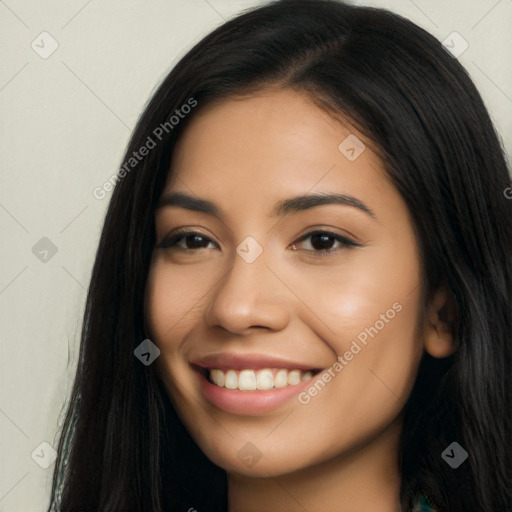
145;87;456;512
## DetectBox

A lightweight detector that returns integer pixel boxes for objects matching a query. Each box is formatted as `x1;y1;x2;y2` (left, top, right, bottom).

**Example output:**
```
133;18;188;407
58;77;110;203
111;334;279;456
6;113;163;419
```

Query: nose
204;246;292;335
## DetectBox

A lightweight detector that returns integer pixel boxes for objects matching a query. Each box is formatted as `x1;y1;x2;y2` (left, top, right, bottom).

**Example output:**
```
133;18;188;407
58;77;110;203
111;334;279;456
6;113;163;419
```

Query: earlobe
423;283;458;358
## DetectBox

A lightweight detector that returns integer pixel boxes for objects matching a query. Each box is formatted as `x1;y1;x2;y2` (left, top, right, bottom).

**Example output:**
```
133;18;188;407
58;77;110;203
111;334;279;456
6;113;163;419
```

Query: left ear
423;282;458;358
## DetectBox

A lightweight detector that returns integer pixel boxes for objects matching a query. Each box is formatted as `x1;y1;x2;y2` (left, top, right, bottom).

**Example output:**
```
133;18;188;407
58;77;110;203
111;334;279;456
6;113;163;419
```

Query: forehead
169;89;384;182
164;88;397;220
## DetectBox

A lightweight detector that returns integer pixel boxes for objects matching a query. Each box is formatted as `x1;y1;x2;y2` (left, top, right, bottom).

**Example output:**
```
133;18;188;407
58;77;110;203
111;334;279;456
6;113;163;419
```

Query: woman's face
145;87;426;476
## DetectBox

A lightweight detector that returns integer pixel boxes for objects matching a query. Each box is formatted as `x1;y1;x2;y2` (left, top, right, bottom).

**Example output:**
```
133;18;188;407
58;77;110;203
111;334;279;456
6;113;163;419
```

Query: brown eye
158;231;217;250
309;233;337;251
292;230;361;256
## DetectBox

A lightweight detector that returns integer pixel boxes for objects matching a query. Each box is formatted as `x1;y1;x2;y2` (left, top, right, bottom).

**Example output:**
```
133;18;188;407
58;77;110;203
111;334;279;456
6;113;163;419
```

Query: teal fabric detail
412;491;436;511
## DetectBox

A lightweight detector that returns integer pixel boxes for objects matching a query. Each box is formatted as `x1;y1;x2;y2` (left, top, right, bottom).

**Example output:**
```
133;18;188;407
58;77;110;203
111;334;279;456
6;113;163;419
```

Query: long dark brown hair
48;1;512;510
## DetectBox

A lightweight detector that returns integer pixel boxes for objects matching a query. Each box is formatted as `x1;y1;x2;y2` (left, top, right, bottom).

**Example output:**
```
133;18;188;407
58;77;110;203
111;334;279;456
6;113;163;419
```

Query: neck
228;417;402;512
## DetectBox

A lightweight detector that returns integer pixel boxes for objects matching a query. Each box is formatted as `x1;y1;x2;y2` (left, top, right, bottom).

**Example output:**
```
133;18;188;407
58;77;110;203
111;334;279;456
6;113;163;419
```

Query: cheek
289;279;422;459
292;238;423;396
144;263;210;402
144;261;210;343
291;237;421;341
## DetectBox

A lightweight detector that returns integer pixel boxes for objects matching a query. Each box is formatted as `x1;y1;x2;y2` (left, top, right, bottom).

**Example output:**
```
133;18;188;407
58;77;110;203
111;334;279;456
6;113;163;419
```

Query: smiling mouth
200;367;322;391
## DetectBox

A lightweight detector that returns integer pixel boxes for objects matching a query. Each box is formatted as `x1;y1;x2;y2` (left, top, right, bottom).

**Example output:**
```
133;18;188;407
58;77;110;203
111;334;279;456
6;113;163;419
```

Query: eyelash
157;228;361;257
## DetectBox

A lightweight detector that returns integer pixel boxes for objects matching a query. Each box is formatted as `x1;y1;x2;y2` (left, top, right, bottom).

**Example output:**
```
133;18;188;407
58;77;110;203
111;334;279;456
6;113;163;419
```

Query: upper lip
191;352;321;372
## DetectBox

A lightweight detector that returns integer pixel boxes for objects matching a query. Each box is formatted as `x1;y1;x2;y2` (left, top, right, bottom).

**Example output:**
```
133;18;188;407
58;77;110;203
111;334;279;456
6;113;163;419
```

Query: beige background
0;0;511;510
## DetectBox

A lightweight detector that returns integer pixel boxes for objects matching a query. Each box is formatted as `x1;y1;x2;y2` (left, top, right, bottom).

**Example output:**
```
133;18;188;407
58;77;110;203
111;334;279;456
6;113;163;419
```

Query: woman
48;0;512;510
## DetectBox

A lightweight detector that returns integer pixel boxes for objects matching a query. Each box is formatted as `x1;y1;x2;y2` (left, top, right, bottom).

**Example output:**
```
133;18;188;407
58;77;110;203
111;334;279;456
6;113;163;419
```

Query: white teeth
207;368;315;391
287;370;301;385
274;369;288;388
225;369;238;390
302;371;313;382
256;369;274;390
210;369;225;387
239;370;257;390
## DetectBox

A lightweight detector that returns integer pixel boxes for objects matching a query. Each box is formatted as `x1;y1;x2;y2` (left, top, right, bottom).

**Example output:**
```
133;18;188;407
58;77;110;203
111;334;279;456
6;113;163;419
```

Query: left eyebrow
270;192;376;219
156;191;376;220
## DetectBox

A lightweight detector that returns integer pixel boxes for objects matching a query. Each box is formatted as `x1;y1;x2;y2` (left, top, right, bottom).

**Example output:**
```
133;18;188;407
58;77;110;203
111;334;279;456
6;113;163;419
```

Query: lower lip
197;371;317;415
